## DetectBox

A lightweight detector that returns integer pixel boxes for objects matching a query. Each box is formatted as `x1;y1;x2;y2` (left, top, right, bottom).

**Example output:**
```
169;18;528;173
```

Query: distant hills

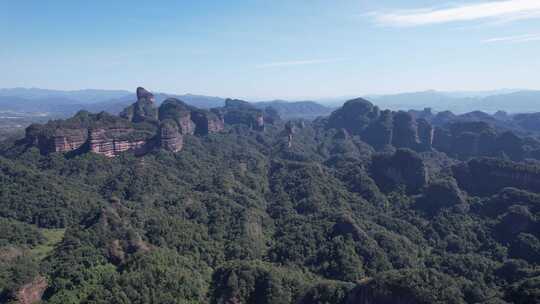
1;88;539;120
0;88;335;119
366;89;540;113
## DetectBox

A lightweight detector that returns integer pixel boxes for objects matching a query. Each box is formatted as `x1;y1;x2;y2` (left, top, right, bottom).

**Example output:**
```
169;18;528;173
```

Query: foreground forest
0;90;539;304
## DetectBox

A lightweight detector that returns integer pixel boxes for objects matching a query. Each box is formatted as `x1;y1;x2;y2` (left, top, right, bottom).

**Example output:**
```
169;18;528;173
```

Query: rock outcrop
25;125;88;154
392;111;419;149
159;120;183;152
158;98;196;135
88;128;150;157
192;109;225;135
285;121;296;148
120;86;158;123
326;98;434;152
23;87;278;157
15;276;47;304
416;118;434;150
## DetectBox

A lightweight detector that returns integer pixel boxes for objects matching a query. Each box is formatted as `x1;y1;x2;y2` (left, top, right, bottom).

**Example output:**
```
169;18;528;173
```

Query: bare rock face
23;87;237;157
417;118;434;150
51;128;88;153
159;121;183;152
136;86;155;102
285;121;296;148
25;126;88;154
89;128;148;157
158;98;196;135
15;276;47;304
392;111;419;149
255;113;265;131
192;110;225;135
121;87;158;123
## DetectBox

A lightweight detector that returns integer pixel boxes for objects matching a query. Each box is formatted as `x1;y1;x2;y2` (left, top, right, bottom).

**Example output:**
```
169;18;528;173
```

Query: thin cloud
369;0;540;27
483;33;540;43
256;58;345;68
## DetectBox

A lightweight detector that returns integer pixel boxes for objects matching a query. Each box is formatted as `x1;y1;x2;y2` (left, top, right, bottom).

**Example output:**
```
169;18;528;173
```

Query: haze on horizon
2;0;540;100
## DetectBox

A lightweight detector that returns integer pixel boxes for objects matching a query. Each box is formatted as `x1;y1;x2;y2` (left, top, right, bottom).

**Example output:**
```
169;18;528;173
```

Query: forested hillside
1;90;539;304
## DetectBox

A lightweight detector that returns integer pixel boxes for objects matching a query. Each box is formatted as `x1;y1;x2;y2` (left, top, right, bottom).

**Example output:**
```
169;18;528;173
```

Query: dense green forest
1;97;540;303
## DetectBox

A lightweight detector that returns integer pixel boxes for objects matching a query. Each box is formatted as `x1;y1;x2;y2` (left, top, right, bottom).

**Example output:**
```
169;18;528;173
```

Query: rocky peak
159;98;195;135
136;86;155;103
392;111;419;149
191;109;225;135
121;87;158;123
159;120;183;152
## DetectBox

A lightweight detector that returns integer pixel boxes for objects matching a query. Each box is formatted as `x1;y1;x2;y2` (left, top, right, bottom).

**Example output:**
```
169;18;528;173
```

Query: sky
1;0;540;100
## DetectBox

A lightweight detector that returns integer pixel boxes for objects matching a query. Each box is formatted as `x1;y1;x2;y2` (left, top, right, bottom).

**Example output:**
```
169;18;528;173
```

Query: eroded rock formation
159;120;183;152
326;98;434;152
192;109;225;135
88;128;150;157
158;98;196;135
23;87;237;157
15;276;47;304
120;87;158;122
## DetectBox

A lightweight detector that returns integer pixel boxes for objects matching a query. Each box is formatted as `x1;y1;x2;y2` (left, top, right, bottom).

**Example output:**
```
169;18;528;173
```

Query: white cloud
256;58;345;68
483;33;540;43
370;0;540;27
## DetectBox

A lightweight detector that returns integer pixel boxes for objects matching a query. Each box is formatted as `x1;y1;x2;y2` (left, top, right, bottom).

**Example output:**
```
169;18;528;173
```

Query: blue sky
1;0;540;99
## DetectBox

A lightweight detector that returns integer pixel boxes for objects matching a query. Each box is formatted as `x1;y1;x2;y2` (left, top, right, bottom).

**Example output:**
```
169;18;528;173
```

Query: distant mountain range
0;88;335;119
1;88;539;120
365;89;540;113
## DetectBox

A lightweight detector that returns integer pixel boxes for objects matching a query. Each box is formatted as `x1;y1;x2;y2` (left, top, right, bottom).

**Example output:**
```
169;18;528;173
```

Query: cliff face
158;98;196;135
392;111;420;149
192;110;225;135
89;128;150;158
25;126;88;154
417;118;434;150
120;87;158;123
23;87;261;157
15;276;47;304
159;121;183;152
